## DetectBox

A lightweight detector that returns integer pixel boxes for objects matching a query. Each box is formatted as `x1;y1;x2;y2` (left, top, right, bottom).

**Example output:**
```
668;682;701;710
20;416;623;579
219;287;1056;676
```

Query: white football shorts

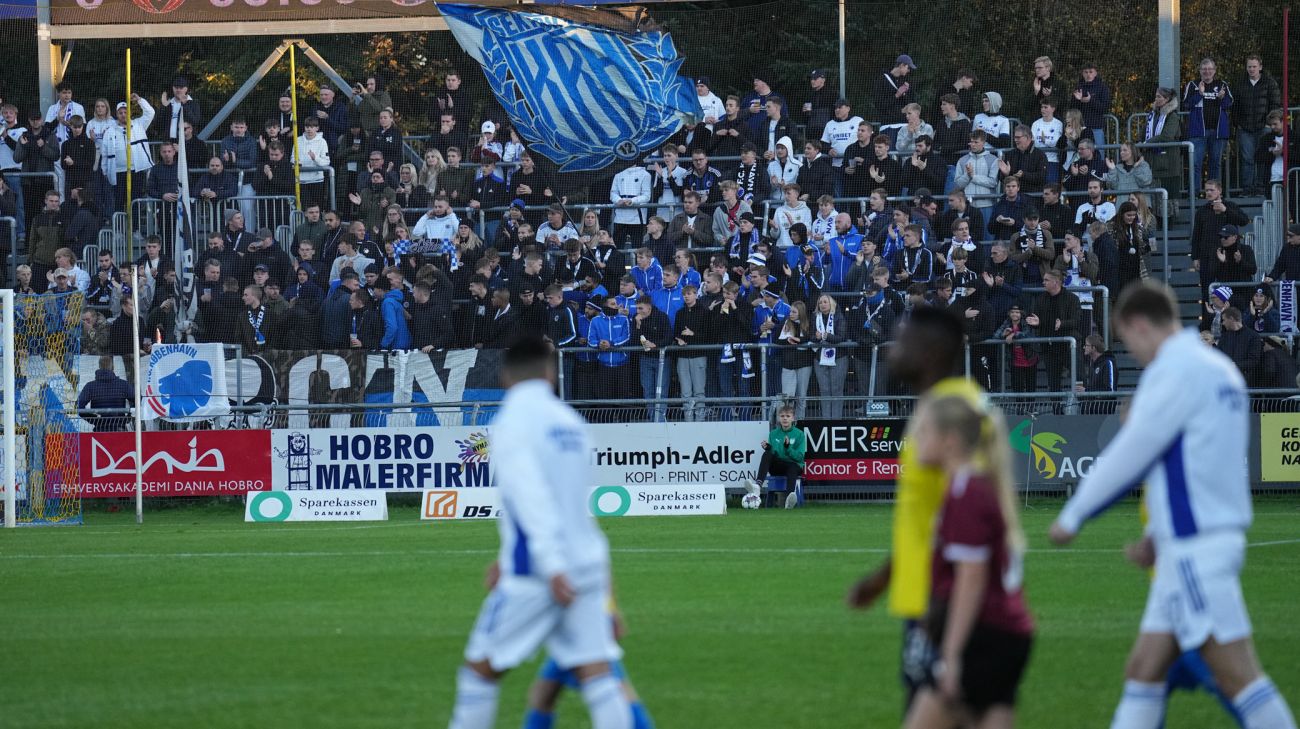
1140;530;1253;652
464;570;623;673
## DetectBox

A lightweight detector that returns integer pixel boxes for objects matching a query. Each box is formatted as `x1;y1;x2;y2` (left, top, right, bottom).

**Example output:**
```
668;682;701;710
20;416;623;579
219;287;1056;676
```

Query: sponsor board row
241;485;725;523
420;485;726;520
46;414;1300;498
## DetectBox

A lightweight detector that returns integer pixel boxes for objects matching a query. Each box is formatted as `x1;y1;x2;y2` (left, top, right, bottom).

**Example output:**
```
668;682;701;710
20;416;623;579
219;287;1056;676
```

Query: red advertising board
801;419;906;484
74;430;271;497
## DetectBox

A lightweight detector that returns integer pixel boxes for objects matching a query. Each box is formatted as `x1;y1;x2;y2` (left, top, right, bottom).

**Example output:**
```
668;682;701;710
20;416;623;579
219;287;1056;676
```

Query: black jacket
486;305;520;348
1267;244;1300;282
348;306;383;351
1205;242;1258;286
1191;199;1250;263
872;70;914;124
932;116;973;166
673;301;713;347
1082;352;1118;392
77;369;134;431
632;308;672;359
60;135;97;192
901;153;946;195
754;117;794;159
280;297;323;350
411;298;454;350
1232;73;1282;132
1032;289;1082;343
1000;147;1048;194
1217;327;1262;386
797;154;835;201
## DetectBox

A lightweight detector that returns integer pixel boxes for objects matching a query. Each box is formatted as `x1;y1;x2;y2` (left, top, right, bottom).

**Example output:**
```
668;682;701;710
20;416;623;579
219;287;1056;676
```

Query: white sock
1234;676;1297;729
1110;680;1166;729
448;665;499;729
581;673;632;729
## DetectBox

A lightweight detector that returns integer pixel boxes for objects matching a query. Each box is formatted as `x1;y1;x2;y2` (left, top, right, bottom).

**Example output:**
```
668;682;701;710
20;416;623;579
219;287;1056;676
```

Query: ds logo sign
421;489;498;520
424;491;458;518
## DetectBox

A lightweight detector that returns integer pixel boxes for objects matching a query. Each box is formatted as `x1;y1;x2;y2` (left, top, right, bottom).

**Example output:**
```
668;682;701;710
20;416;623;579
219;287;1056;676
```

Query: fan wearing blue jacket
1182;58;1234;187
824;213;863;290
588;296;632;399
376;276;411;350
649;266;685;327
630;248;663;296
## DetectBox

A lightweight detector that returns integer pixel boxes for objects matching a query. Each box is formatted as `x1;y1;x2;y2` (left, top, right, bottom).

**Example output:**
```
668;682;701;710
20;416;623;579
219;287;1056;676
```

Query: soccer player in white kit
448;337;632;729
1049;282;1296;729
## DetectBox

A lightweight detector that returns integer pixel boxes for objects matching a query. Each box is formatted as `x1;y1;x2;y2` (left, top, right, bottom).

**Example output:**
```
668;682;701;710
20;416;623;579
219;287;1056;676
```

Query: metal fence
1;216;15;285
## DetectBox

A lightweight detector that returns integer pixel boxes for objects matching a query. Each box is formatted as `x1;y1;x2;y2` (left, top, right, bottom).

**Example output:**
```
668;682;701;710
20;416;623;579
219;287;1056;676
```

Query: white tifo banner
420;485;726;520
244;491;388;522
141;343;231;421
269;422;765;493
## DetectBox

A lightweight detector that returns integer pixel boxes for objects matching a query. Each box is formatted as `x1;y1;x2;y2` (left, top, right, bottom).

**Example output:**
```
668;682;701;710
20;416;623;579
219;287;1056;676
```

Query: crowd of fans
3;51;1298;418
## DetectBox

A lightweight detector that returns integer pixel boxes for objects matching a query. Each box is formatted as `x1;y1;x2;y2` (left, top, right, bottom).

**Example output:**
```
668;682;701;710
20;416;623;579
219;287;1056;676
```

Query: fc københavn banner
438;3;702;171
141;343;230;422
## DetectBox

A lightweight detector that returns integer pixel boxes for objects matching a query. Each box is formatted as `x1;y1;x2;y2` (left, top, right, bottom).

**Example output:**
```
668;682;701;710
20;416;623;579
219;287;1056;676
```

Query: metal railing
1290;168;1300;223
0;216;15;285
1252;183;1288;277
295;165;336;211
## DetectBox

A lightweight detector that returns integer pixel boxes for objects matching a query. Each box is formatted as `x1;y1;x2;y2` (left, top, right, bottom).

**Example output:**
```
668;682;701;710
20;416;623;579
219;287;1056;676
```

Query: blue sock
522;708;555;729
631;701;656;729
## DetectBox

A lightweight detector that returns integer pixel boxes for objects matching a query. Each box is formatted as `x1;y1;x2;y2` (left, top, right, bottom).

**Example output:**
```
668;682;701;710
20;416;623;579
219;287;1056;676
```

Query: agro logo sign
1008;416;1121;483
270;427;490;491
1009;419;1071;480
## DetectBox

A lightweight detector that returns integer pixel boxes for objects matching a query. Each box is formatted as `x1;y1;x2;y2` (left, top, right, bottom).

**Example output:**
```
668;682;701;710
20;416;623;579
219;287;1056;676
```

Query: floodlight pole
3;290;15;528
1157;0;1181;91
837;0;846;100
36;0;56;111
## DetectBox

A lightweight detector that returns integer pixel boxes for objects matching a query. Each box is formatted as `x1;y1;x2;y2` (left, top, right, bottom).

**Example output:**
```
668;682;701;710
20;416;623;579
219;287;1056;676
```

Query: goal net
1;291;83;527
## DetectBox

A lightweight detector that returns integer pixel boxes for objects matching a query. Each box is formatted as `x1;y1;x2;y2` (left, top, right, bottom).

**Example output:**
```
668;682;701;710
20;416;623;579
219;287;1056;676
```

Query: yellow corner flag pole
125;48;134;262
289;44;302;212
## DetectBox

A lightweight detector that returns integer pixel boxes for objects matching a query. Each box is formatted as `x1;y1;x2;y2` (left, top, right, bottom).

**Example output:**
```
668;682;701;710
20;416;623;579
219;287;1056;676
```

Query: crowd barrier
1;216;15;285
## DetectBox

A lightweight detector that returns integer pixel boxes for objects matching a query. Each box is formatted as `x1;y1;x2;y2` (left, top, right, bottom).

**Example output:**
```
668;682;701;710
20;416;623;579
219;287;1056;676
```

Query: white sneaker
784;491;798;509
743;479;761;497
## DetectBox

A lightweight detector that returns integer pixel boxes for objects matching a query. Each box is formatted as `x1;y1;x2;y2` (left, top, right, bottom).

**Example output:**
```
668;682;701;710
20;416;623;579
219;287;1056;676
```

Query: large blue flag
438;3;701;172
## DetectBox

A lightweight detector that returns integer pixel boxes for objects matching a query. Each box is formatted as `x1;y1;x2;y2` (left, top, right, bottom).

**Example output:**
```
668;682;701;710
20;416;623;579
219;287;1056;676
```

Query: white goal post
3;288;15;528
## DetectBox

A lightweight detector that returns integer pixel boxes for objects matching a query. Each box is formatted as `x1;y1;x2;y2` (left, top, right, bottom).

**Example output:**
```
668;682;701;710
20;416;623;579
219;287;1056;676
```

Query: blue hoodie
825;228;864;289
380;288;411;350
631;259;663;295
650;283;684;327
588;313;631;367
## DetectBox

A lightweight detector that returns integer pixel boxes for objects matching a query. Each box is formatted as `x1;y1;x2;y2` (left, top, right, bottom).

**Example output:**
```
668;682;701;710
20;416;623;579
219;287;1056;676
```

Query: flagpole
289;44;302;212
131;264;143;525
125;48;134;263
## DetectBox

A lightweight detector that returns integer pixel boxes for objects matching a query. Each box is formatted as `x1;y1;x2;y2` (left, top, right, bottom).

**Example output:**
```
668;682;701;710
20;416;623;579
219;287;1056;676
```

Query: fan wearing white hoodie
973;91;1012;147
765;135;800;203
768;183;812;251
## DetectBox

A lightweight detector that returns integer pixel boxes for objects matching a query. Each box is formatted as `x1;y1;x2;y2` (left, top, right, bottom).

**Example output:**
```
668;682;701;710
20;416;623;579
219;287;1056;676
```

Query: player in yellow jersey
846;306;993;712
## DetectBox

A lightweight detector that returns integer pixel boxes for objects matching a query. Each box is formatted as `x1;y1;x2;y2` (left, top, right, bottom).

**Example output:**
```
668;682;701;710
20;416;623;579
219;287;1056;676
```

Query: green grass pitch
2;499;1297;728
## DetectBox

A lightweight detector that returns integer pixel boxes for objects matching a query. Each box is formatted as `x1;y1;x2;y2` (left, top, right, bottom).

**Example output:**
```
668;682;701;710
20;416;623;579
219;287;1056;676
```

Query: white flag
141;343;230;421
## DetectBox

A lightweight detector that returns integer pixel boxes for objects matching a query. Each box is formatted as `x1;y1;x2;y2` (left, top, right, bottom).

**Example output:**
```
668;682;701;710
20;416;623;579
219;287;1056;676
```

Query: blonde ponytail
924;395;1026;553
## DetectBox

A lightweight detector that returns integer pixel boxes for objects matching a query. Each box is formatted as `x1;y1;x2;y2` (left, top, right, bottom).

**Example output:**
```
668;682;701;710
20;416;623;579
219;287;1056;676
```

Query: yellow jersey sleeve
887;378;989;619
